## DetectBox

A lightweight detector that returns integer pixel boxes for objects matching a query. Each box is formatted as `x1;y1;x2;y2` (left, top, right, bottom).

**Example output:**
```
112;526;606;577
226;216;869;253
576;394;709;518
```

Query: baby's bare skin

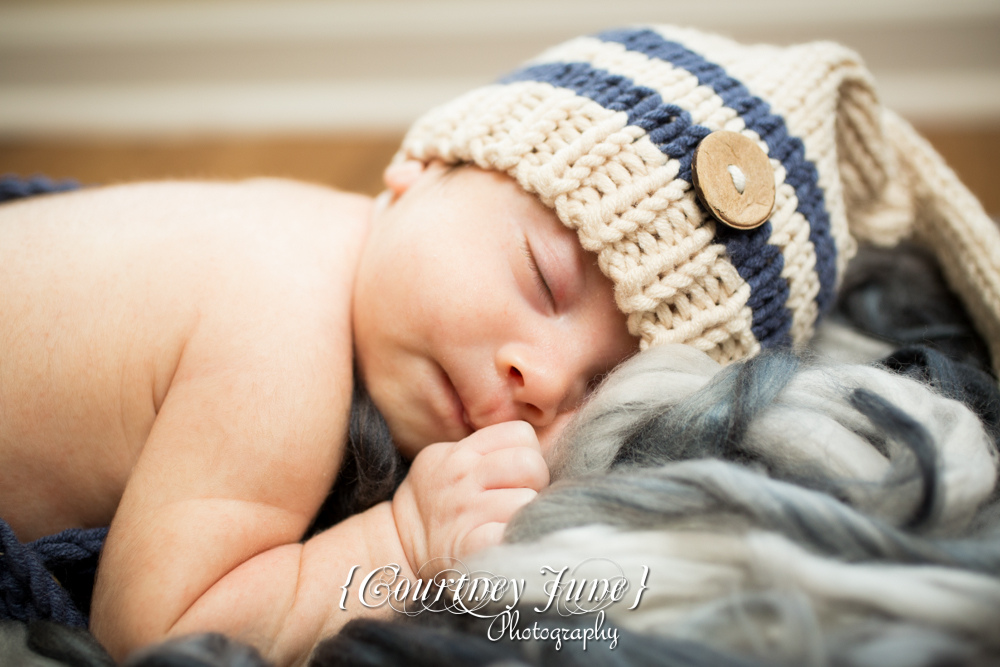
0;179;365;541
0;179;408;663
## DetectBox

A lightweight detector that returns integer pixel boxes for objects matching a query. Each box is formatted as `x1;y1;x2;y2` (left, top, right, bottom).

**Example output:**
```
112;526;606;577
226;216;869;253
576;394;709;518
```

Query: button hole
727;164;746;195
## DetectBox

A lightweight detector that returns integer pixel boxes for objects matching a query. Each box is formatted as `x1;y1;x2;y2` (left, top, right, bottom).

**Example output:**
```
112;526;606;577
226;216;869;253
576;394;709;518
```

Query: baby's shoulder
81;178;370;323
0;179;369;538
92;177;371;266
1;175;368;417
156;178;370;292
132;178;368;379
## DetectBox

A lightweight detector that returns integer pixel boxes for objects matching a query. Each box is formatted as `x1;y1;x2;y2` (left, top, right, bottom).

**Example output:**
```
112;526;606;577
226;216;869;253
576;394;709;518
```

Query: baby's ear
383;160;426;199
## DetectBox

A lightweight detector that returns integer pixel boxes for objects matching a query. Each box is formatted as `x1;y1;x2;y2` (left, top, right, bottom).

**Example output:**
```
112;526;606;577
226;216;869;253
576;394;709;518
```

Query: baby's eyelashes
521;238;556;311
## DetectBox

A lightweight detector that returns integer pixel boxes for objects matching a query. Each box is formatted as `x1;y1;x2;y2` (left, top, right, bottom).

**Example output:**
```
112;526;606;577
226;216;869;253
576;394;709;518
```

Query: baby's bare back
0;179;368;543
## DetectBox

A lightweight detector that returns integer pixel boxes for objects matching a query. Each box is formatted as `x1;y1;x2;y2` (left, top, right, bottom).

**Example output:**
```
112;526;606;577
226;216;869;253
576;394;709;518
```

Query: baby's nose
500;347;588;428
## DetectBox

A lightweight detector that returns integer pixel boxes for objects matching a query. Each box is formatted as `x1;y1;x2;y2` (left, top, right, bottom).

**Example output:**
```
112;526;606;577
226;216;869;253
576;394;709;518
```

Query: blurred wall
1;0;997;134
0;0;998;208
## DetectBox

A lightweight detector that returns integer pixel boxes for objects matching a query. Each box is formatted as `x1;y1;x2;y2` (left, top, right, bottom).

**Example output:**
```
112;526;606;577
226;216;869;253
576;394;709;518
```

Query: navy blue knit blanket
0;520;107;628
0;174;79;204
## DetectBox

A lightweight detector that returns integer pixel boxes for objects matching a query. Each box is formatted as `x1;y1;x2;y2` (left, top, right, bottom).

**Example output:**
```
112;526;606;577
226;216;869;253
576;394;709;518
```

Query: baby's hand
391;421;549;575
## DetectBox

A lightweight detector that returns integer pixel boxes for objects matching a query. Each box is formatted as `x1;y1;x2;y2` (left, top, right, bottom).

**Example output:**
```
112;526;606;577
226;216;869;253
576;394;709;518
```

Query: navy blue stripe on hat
599;27;837;329
501;62;708;183
499;62;792;347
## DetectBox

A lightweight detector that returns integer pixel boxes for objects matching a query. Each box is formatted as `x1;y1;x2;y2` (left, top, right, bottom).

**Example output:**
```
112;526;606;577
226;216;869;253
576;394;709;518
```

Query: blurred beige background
1;0;998;211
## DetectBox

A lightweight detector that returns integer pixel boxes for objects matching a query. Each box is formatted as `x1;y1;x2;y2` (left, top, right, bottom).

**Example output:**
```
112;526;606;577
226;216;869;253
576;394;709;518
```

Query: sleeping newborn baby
0;162;634;663
2;24;999;667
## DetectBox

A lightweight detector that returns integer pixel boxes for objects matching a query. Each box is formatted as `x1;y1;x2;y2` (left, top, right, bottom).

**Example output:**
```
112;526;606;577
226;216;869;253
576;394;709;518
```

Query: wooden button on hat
692;131;776;230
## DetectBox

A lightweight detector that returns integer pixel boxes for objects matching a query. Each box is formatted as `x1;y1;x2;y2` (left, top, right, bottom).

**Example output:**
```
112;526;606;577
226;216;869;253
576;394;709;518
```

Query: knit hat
398;25;1000;374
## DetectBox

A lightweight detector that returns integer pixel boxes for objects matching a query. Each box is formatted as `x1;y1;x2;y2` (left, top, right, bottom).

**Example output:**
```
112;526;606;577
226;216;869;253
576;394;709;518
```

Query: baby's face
352;162;636;458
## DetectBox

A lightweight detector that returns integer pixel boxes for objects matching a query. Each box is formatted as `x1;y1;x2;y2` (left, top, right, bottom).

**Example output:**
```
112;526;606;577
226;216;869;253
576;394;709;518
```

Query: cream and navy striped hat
398;25;1000;374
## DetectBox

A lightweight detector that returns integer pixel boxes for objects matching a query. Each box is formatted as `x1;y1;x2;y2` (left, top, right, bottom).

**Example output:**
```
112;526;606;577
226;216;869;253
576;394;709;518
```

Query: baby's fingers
468;487;539;529
459;521;507;558
459;480;543;556
474;446;549;491
465;421;539;455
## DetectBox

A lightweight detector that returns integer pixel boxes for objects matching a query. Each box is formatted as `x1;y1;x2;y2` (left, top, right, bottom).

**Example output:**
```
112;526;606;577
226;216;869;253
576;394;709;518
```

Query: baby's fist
392;421;549;575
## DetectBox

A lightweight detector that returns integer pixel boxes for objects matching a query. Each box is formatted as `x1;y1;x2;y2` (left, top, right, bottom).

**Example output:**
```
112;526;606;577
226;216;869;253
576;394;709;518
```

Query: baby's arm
92;324;547;665
80;178;398;664
89;280;375;664
165;502;413;663
170;421;549;663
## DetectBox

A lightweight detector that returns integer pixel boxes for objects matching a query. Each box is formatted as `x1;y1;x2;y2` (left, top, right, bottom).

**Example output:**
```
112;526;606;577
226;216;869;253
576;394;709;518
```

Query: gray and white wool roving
315;342;1000;667
457;343;1000;667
